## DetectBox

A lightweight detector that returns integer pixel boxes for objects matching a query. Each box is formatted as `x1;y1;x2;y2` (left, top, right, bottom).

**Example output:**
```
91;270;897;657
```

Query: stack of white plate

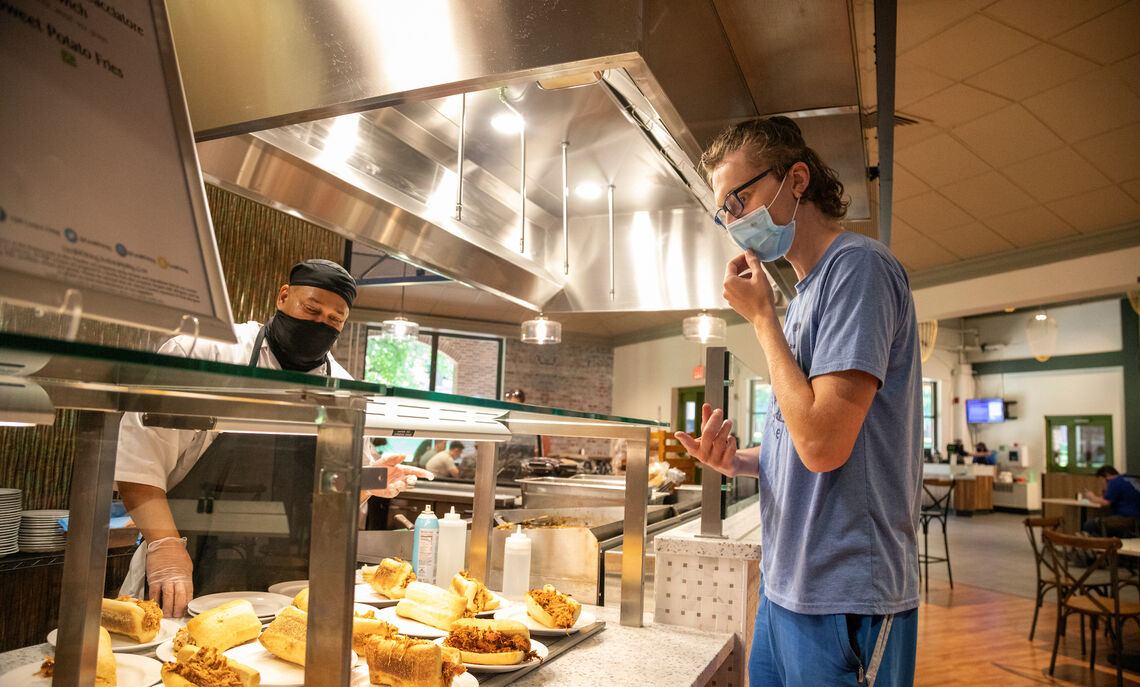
18;509;68;552
0;489;20;557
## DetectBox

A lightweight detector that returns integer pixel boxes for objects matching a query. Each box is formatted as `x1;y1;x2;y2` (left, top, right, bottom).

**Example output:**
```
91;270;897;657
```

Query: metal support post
306;407;364;687
620;427;649;626
468;441;498;582
54;411;120;687
699;347;729;539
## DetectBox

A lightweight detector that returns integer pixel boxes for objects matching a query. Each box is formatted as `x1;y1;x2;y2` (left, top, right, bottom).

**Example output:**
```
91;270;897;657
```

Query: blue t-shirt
1105;477;1140;519
757;232;922;616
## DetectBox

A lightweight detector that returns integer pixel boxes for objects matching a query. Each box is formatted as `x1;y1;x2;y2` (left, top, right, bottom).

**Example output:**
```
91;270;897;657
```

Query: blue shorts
749;591;918;687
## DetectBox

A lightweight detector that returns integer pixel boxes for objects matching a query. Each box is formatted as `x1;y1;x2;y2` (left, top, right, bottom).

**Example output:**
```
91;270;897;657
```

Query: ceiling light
1025;309;1057;362
491;112;524;134
521;313;562;344
575;182;602;200
0;377;55;427
682;311;726;345
382;265;421;340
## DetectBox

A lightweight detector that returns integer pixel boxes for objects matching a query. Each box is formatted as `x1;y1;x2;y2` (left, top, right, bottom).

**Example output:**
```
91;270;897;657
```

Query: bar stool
919;478;955;595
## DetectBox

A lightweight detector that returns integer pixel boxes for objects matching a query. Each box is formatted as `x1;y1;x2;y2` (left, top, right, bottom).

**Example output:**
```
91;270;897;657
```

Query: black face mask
263;310;340;372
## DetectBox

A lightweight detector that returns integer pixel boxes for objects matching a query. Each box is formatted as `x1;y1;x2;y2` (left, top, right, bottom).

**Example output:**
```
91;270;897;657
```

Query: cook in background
675;116;922;687
425;440;464;479
114;259;431;617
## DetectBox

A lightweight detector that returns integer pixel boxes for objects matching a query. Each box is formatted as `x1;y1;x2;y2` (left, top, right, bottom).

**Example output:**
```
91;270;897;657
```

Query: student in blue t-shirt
675;116;922;687
1082;465;1140;537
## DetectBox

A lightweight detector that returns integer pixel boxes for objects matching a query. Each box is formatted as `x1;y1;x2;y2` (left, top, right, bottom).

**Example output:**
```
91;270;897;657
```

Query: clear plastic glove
364;452;433;499
147;536;193;618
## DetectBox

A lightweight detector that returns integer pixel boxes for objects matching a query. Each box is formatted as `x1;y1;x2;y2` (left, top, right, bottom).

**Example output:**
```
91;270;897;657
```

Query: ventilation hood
173;0;870;314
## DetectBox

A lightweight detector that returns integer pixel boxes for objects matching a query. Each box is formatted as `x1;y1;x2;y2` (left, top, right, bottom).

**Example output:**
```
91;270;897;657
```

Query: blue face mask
724;174;800;262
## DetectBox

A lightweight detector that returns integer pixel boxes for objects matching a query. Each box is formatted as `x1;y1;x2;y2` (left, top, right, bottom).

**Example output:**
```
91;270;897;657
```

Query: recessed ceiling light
491;113;523;134
575;182;602;199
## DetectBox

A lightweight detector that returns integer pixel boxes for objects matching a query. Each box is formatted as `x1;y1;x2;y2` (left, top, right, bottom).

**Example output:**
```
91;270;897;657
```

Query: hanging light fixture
682;311;726;345
382;263;421;340
521;313;562;344
1025;308;1058;362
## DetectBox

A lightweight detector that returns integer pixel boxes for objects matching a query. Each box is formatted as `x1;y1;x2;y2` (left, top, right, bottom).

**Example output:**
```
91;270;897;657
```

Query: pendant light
682;311;726;345
382;263;421;340
1025;308;1057;362
521;313;561;344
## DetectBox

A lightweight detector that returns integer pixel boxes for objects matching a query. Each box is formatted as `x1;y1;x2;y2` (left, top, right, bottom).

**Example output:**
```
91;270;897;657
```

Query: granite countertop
653;503;762;559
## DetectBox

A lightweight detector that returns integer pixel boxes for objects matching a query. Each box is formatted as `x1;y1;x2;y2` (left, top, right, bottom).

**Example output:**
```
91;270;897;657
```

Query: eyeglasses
713;168;773;229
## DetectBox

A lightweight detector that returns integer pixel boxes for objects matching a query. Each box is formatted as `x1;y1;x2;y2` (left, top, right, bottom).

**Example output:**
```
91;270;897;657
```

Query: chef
114;259;431;617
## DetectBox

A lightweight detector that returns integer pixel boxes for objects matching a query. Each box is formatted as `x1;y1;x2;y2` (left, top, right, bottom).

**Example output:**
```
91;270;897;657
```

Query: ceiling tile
984;205;1077;246
892;163;931;200
982;0;1122;39
928;222;1017;259
895;133;992;187
1112;54;1140;98
905;83;1012;128
952;105;1066;168
940;171;1038;219
1123;179;1140;204
891;231;960;271
902;14;1038;80
894;190;974;233
895;59;956;108
1054;0;1140;65
1075;123;1140;182
1002;147;1112;201
893;121;942;152
1046;185;1140;232
896;0;990;53
964;43;1098;101
1024;71;1140;143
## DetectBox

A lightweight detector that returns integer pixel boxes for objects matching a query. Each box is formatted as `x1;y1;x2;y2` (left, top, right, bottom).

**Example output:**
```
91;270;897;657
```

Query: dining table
1041;497;1107;529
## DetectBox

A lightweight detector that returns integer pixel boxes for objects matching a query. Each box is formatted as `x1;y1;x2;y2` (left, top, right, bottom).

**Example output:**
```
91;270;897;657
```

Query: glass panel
1052;425;1069;468
435;335;499;399
363;332;433;389
750;382;772;446
685;401;697;434
1075;424;1107;469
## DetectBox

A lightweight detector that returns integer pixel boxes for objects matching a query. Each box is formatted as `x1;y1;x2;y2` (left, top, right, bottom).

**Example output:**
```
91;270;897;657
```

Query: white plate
155;638;177;663
223;641;357;687
0;653;162;687
376;605;448;638
354;583;399;608
432;637;548;672
348;662;478;687
268;579;309;597
492;606;597;635
473;592;511;618
187;591;292;618
48;618;180;652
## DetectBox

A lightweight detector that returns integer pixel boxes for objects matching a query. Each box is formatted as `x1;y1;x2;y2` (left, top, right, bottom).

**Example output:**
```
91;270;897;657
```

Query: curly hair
699;116;849;219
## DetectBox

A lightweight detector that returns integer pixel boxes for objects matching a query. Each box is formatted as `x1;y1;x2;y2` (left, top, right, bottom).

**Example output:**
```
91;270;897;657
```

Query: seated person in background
425;441;464;478
1082;465;1140;537
971;442;996;465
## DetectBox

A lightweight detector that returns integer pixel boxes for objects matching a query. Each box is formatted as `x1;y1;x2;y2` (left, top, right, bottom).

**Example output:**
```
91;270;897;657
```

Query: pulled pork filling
441;659;467;682
118;595;162;632
527;589;576;627
37;656;54;678
443;626;537;661
165;648;242;687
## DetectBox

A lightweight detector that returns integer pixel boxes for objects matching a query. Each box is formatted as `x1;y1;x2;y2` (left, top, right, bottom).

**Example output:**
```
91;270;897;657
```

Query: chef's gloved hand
363;452;433;499
147;536;193;618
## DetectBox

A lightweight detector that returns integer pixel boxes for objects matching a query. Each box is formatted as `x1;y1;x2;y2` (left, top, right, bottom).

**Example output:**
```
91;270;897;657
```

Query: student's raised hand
674;404;743;477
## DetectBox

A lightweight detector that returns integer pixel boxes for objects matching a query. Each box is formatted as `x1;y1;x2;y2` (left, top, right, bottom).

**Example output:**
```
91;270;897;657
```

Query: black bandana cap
288;259;357;308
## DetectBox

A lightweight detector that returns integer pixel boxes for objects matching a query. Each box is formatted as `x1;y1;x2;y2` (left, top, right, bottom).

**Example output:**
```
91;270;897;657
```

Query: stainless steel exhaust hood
172;0;868;314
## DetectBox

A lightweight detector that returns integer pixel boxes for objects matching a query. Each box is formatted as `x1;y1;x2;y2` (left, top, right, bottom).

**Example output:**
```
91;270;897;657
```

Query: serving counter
0;331;669;686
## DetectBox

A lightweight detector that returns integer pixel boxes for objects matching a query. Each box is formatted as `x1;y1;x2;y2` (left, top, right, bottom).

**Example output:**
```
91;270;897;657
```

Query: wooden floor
917;579;1140;686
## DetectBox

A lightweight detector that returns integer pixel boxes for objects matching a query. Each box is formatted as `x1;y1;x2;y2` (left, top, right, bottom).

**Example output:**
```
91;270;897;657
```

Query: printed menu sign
0;0;235;342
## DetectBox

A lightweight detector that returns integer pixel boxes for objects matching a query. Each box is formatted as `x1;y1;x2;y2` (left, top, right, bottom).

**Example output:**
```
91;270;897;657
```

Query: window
364;329;503;459
750;380;772;447
1046;415;1113;475
922;379;939;453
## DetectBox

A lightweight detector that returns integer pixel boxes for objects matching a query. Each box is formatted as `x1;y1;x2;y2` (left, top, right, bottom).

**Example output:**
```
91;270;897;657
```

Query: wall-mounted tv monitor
966;398;1005;423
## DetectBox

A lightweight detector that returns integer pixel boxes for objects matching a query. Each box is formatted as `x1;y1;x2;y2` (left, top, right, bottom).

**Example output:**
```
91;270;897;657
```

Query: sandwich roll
352;612;397;655
449;571;498;615
258;605;307;666
160;645;260;687
525;584;582;629
395;582;467;631
183;599;261;653
101;596;162;643
364;634;465;687
442;618;537;666
291;587;309;612
96;626;116;686
369;557;416;599
360;564;379;583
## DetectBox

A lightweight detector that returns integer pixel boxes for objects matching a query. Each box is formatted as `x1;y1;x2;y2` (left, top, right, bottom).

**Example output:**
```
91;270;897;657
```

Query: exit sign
693;365;705;380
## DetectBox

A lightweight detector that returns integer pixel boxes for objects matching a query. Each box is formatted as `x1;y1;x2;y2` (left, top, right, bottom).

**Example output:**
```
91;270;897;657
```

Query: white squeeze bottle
501;525;532;601
412;504;439;585
435;507;467;584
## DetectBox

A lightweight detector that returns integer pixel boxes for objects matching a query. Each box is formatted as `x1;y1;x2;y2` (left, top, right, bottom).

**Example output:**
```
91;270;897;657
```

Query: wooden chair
1025;516;1064;641
1043;530;1140;686
919;478;955;595
651;429;696;484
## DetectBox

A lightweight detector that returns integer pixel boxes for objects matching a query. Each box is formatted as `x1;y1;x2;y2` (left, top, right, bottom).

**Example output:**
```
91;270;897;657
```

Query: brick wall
502;339;615;456
437;335;499;399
